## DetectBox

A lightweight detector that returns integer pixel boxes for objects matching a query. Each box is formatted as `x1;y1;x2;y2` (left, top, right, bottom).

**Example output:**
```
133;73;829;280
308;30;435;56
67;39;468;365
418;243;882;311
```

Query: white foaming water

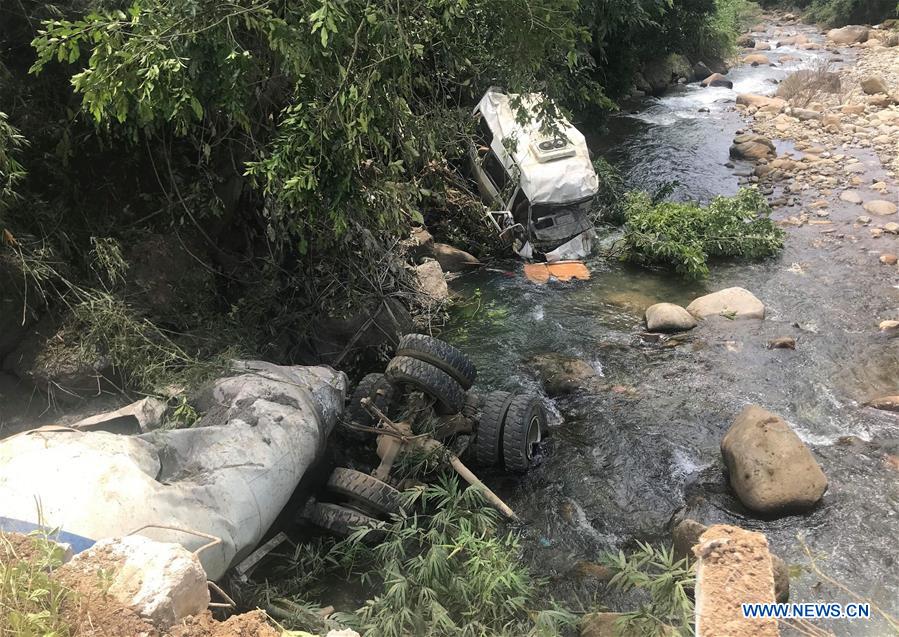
671;447;708;478
629;38;833;127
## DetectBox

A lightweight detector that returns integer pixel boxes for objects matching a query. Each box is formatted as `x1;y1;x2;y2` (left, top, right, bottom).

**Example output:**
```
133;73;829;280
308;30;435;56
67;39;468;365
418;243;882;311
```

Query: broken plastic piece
523;260;590;284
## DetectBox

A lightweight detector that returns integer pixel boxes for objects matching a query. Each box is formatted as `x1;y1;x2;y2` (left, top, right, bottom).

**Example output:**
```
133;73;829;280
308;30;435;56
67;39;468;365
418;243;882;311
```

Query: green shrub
694;0;761;61
759;0;898;26
619;187;785;278
805;0;897;26
259;476;577;637
601;542;695;636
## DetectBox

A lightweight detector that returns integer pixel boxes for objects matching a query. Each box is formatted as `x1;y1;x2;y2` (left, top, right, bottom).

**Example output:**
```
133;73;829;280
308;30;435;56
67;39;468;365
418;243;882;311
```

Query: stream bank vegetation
253;476;578;637
1;0;759;397
759;0;899;26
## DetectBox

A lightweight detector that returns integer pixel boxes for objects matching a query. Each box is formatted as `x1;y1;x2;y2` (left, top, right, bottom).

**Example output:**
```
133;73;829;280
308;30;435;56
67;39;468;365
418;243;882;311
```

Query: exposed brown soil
2;533;281;637
167;611;280;637
1;530;46;562
55;547;160;637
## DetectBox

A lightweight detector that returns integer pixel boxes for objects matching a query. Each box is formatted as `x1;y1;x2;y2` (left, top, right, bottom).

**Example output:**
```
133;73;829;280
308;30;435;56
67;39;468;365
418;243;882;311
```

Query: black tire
502;394;546;472
346;373;395;427
385;355;465;414
395;334;477;390
307;502;383;540
475;391;513;467
326;468;401;517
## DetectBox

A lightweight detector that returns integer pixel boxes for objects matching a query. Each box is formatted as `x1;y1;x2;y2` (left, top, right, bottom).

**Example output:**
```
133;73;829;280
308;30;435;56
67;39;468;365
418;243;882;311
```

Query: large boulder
687;287;765;320
701;73;733;89
721;405;828;514
861;76;890;95
414;259;448;302
645;303;697;333
404;225;434;260
826;25;869;45
868;395;899;412
777;34;808;47
643;54;693;95
736;94;787;110
527;352;600;396
58;536;209;629
692;61;712;82
730;134;776;160
432;243;481;272
742;53;771;66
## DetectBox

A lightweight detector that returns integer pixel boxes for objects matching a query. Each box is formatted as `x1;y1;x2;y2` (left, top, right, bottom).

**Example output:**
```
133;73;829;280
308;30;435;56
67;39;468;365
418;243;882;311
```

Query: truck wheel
474;391;513;467
307;502;383;541
385;355;465;414
326;468;401;517
395;334;477;390
502;394;546;473
346;373;395;428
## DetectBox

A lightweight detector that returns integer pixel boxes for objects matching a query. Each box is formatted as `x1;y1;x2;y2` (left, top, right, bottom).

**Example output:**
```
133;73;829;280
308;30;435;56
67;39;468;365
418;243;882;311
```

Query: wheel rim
525;414;542;460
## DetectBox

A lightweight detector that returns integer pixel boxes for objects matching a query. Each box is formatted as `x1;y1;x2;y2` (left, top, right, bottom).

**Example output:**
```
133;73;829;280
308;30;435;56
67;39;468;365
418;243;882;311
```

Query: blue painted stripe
0;516;96;554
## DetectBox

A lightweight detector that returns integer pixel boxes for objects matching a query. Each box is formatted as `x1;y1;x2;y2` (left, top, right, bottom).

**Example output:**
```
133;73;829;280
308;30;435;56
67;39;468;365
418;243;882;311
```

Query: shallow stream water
444;20;899;636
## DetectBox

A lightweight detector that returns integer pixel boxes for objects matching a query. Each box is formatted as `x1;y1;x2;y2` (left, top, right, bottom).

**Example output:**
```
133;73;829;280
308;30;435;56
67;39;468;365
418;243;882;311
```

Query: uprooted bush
618;188;785;278
253;476;577;637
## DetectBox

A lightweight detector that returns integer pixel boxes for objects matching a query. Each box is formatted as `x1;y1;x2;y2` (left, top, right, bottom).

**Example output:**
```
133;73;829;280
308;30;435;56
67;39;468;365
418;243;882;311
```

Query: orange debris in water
523;261;590;284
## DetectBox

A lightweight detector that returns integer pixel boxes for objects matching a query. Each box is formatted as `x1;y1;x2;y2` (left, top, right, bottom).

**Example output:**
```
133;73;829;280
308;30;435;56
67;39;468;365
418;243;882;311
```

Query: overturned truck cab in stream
468;89;599;264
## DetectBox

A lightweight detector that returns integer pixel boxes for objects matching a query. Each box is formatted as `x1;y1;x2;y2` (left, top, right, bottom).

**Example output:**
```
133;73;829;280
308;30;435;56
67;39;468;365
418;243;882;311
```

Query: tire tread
396;334;476;389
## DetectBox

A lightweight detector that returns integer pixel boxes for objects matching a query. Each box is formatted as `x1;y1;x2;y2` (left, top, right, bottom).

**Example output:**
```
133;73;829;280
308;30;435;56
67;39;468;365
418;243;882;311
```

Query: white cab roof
475;90;598;205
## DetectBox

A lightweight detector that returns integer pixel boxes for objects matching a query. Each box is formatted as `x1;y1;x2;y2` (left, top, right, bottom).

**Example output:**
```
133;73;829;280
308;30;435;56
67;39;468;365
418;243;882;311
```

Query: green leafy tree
31;0;604;253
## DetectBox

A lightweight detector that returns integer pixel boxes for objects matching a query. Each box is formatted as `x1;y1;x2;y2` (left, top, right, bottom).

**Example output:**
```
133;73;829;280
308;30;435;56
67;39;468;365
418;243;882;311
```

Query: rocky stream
444;13;899;637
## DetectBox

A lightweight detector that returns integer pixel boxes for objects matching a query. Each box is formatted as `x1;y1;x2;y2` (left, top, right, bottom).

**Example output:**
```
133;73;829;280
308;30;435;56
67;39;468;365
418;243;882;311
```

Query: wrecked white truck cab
469;89;599;263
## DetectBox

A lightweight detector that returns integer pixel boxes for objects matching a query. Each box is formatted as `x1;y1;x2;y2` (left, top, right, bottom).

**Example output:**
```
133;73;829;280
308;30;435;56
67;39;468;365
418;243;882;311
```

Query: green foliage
261;476;577;637
804;0;897;26
0;531;73;637
619;187;785;278
0;112;26;220
30;0;604;252
592;157;627;224
695;0;761;61
758;0;897;25
600;542;695;636
11;238;226;394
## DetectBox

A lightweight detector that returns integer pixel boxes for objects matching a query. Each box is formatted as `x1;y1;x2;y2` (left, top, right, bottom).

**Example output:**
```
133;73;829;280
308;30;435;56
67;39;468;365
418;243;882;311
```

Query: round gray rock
645;303;698;332
687;287;765;320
